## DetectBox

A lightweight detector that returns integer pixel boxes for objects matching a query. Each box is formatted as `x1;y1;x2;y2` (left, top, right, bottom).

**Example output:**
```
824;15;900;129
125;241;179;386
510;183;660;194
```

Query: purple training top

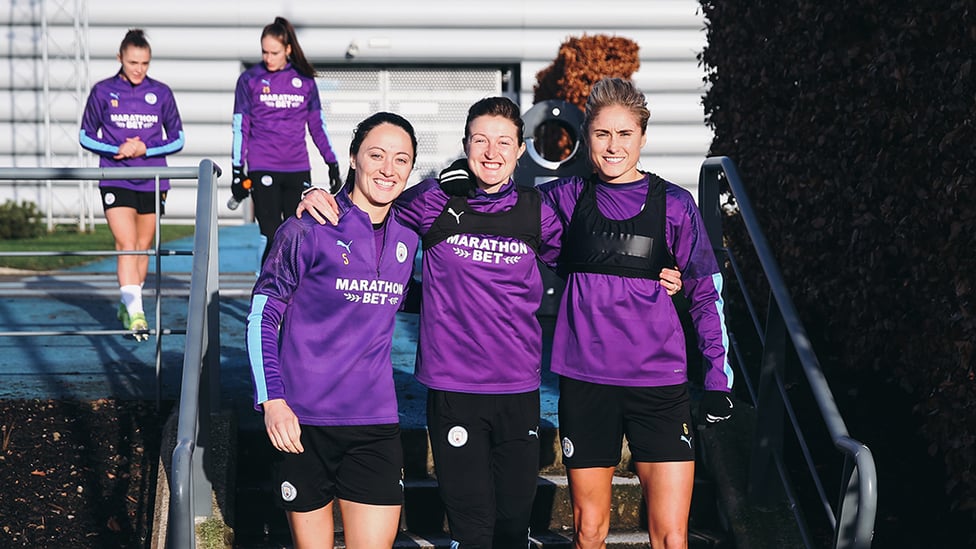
247;191;419;426
79;73;184;191
395;178;563;394
538;174;733;392
232;62;338;172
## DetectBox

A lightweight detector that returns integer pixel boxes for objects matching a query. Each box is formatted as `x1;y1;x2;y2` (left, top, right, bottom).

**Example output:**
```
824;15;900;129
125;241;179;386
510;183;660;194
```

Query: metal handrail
0;166;198;404
698;156;877;549
166;160;221;548
0;163;223;545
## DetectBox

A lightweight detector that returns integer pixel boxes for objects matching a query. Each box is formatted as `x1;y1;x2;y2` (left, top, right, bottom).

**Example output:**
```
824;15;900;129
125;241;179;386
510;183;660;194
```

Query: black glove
230;166;251;201
701;391;734;426
438;158;477;198
327;162;342;194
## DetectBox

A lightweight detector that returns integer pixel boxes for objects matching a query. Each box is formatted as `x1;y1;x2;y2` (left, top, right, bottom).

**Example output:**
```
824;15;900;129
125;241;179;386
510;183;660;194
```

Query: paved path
0;222;561;429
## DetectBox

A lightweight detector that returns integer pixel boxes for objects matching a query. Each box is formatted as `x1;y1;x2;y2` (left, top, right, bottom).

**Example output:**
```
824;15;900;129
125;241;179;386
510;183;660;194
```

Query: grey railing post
167;159;220;547
697;160;724;257
835;437;877;549
748;299;787;505
697;156;877;548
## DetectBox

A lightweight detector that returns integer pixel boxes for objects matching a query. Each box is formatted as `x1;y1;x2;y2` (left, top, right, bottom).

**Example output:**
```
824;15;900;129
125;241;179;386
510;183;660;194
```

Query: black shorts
558;377;694;468
271;423;403;512
100;186;167;215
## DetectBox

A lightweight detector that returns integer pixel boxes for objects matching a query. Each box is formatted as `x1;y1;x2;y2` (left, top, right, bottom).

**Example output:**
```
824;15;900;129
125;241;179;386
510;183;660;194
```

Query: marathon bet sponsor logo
109;113;159;130
335;278;405;305
445;234;528;265
260;92;306;108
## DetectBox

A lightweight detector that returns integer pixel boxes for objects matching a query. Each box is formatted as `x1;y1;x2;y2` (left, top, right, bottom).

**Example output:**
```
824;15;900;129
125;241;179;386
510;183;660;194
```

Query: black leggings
427;389;540;549
248;170;311;265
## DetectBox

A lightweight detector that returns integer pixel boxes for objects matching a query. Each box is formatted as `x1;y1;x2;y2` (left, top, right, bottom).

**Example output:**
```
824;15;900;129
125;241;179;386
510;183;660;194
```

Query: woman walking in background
80;28;184;340
230;16;342;265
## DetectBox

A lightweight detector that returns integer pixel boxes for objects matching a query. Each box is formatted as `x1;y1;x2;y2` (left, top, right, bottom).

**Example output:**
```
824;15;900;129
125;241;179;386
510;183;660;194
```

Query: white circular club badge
280;481;297;502
261;174;273;186
561;436;575;458
447;426;468;448
144;92;157;105
291;77;303;88
103;192;116;206
396;241;408;263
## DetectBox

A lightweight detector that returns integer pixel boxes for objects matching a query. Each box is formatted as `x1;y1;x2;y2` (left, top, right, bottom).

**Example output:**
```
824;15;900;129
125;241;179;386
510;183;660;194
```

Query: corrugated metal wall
0;0;711;222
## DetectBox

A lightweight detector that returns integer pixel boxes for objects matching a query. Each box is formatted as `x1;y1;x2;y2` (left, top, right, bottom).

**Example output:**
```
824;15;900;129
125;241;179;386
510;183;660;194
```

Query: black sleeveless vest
422;188;542;253
558;174;672;279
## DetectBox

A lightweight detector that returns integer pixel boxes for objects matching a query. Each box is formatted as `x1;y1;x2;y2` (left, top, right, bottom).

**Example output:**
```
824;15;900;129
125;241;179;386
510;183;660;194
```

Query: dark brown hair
463;96;525;145
343;112;418;189
262;16;315;78
119;29;150;56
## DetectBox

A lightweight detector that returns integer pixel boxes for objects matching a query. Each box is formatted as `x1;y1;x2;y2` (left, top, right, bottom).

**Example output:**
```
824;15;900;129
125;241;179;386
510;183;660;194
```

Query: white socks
120;284;144;315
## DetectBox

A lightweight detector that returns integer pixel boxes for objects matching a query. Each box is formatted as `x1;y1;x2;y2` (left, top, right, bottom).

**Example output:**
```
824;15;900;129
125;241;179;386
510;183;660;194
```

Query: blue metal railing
698;156;877;549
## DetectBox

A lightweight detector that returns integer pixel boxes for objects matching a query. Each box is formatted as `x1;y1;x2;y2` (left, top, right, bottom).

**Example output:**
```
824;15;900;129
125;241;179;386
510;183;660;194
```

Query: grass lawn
0;224;197;271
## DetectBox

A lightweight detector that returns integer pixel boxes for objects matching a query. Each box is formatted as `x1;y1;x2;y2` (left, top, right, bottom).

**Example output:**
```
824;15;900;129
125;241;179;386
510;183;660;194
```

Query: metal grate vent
315;68;502;185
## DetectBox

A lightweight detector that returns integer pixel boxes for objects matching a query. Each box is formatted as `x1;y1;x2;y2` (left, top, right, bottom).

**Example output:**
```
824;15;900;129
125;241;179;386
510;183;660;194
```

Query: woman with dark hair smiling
248;112;418;548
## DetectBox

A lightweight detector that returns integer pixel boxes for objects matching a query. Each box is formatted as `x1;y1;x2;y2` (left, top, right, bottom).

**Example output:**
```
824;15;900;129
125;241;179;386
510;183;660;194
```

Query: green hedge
699;0;975;542
0;200;44;239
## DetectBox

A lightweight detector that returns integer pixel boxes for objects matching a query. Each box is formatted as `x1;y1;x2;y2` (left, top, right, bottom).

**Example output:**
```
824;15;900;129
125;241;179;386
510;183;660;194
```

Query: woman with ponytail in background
230;16;342;265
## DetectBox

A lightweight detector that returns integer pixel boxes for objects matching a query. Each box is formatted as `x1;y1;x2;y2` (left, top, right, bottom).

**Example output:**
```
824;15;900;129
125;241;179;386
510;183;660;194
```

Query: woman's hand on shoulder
295;187;340;225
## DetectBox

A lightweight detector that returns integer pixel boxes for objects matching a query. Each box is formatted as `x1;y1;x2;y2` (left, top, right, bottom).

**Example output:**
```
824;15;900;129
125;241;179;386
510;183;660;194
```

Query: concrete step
233;526;730;548
234;528;699;548
231;427;733;548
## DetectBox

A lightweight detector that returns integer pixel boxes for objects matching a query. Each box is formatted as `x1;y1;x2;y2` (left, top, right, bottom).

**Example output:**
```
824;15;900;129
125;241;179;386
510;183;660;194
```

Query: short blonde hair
583;77;650;134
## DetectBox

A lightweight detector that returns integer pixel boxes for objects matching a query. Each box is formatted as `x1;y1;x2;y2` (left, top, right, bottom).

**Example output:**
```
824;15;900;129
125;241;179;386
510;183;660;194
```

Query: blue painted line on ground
0;222;561;429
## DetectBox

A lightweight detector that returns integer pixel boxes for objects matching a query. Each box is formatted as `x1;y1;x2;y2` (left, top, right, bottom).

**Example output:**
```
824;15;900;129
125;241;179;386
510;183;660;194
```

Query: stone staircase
229;418;735;549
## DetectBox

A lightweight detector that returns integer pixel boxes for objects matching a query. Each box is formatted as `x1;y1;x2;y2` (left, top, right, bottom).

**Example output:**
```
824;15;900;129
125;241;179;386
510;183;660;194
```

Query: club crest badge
561;437;575;458
280;481;297;502
447;426;468;448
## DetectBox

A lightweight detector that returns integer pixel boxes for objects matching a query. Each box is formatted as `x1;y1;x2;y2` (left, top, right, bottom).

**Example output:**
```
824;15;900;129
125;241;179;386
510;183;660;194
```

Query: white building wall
0;0;711;223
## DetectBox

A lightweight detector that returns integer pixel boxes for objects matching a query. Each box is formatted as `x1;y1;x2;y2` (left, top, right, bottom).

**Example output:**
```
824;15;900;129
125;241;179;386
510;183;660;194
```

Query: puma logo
680;434;693;449
528;428;539;439
447;207;464;224
336;239;352;253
